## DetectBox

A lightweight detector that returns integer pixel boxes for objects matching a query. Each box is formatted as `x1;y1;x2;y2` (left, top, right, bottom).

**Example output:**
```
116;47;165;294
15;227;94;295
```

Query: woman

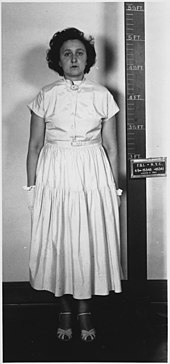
24;27;122;342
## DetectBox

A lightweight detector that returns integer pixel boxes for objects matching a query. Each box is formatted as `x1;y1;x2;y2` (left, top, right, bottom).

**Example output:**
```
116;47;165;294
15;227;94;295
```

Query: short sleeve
103;90;119;122
27;89;45;118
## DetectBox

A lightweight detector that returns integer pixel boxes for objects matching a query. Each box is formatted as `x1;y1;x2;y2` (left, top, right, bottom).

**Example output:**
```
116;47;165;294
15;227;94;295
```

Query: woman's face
59;39;87;81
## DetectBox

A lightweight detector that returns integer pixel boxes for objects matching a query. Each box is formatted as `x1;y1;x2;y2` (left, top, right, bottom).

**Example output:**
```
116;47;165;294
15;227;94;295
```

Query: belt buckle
71;140;82;146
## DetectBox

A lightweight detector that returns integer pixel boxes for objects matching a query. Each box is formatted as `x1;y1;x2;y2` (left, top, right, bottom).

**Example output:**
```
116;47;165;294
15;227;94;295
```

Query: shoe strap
59;312;72;315
57;328;72;335
78;312;91;317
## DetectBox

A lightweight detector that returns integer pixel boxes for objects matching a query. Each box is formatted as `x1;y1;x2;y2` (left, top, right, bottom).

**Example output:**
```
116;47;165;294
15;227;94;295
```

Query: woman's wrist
23;185;35;191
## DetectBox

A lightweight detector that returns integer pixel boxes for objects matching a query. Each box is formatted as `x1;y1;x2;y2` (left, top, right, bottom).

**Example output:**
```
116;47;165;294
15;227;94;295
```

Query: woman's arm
102;116;119;189
26;112;45;186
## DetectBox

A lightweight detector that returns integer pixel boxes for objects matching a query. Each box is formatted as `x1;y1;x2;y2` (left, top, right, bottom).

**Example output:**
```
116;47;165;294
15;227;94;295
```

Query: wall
2;2;126;281
145;2;169;278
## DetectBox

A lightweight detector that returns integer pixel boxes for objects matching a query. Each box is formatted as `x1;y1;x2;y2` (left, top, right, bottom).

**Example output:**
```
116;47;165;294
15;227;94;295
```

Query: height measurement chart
125;2;145;161
124;3;147;283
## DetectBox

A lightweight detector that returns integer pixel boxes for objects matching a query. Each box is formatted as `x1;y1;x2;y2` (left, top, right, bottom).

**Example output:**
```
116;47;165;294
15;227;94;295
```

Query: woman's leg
77;299;94;331
60;294;72;312
59;295;72;329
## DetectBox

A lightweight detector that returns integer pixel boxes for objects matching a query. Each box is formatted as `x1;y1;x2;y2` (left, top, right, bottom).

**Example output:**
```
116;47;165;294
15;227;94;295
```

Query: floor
3;294;167;362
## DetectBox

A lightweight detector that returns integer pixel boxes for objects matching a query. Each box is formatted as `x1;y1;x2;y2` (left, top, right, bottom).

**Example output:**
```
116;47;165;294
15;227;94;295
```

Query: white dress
28;78;122;299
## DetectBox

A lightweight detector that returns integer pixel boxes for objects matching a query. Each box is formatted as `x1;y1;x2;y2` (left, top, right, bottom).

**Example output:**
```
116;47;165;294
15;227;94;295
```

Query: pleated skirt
29;140;122;299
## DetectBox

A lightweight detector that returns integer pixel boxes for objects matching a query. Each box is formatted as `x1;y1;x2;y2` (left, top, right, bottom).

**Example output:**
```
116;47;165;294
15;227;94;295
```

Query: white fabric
27;78;122;299
28;78;119;143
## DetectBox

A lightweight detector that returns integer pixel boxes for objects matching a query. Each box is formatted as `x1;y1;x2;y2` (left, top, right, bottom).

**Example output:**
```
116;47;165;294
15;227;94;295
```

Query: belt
46;138;102;147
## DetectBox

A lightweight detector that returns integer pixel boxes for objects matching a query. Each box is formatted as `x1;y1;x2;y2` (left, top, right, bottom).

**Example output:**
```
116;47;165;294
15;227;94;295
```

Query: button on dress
27;78;122;299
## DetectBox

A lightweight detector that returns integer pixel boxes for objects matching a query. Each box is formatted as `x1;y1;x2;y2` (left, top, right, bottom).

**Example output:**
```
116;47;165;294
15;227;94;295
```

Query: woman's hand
116;189;123;207
23;185;35;212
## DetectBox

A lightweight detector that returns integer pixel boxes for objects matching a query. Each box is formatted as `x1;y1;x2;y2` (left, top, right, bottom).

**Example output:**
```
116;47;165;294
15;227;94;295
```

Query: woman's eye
63;50;85;58
64;52;71;57
77;51;84;56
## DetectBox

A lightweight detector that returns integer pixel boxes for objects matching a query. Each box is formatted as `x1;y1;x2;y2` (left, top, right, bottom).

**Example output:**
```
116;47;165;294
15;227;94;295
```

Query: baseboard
3;280;167;305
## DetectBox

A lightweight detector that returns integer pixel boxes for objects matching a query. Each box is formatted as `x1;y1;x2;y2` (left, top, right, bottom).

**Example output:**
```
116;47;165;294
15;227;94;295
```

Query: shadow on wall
99;36;126;191
99;36;119;101
20;45;56;88
3;45;56;157
100;36;127;279
102;37;118;75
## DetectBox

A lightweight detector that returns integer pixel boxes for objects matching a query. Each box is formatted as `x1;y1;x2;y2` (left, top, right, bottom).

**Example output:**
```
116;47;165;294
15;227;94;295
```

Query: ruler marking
126;4;144;12
127;10;144;12
127;9;144;12
129;99;144;101
127;39;145;42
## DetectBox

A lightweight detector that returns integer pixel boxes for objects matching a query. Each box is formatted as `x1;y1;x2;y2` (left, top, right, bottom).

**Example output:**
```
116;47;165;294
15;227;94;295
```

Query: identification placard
130;157;167;178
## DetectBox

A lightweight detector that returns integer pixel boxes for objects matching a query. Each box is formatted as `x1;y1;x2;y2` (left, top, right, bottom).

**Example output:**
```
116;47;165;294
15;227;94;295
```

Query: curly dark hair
46;27;96;76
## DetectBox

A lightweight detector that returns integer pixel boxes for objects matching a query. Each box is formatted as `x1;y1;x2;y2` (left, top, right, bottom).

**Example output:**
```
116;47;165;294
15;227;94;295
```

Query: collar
63;77;86;91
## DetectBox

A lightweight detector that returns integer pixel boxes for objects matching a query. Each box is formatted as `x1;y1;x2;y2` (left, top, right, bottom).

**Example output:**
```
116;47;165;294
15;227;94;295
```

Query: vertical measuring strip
125;3;147;284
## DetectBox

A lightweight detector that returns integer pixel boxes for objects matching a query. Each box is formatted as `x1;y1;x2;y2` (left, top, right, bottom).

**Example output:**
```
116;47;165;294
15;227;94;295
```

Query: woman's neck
64;75;85;82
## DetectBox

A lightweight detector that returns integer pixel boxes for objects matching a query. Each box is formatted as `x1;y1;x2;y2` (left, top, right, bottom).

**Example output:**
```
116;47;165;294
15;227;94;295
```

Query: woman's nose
71;54;77;63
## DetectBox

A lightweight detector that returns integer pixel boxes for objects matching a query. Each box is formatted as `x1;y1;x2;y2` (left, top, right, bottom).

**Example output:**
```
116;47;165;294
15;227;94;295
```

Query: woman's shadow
20;45;57;88
3;45;56;157
99;36;126;191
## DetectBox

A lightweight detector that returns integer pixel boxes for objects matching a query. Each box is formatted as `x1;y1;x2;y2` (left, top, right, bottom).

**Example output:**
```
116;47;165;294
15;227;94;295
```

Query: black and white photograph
2;0;169;362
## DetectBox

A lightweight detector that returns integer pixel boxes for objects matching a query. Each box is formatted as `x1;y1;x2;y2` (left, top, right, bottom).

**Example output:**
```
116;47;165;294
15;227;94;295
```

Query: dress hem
30;282;122;299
